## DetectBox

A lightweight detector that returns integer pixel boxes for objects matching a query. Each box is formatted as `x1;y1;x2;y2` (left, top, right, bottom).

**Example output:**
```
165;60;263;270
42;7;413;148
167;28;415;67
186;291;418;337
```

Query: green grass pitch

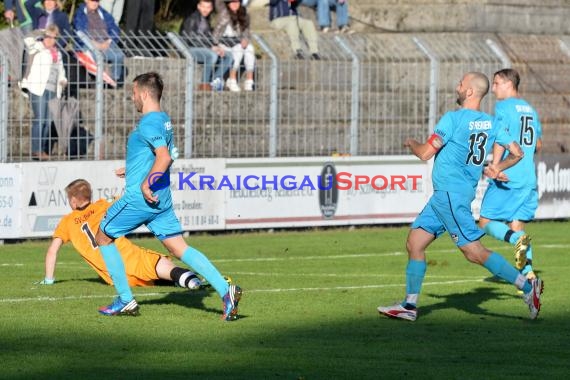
0;221;568;379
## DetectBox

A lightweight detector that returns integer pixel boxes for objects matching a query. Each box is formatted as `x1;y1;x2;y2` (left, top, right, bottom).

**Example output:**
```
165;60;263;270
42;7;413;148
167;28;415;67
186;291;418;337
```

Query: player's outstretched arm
37;238;64;285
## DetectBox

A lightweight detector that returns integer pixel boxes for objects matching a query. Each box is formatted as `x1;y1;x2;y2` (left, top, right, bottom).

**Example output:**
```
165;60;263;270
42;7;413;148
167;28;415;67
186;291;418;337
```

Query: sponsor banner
535;154;570;219
17;159;225;238
20;160;126;237
170;159;225;230
0;164;22;239
472;153;570;220
224;156;429;229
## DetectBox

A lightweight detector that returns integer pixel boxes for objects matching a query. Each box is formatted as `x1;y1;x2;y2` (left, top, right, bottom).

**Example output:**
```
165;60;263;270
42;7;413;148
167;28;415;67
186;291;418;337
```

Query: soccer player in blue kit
479;69;542;279
377;72;543;321
94;72;242;320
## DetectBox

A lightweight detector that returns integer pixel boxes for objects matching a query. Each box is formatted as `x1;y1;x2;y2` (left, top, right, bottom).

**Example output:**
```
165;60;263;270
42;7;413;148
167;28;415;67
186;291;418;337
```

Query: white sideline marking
212;252;405;263
246;279;485;293
0;278;484;304
231;271;483;279
1;263;23;267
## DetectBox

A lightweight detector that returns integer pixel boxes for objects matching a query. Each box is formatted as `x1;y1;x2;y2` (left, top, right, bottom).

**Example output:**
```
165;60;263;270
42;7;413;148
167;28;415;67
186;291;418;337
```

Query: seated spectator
179;0;232;92
25;0;73;48
99;0;124;25
20;24;67;160
301;0;351;33
4;0;33;33
73;0;125;85
269;0;320;60
214;0;255;91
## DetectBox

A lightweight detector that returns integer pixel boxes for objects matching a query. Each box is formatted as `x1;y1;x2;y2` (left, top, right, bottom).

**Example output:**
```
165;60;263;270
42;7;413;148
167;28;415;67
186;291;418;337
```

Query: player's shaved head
466;72;490;99
65;179;92;202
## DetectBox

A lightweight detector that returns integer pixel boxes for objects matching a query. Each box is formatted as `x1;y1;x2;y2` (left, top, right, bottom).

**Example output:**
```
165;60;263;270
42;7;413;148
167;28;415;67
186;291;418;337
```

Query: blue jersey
432;109;513;198
494;98;542;189
124;111;174;212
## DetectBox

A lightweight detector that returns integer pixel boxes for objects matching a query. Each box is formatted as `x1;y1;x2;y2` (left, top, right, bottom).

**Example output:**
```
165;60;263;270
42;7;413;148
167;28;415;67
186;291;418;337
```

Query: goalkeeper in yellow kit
37;179;202;289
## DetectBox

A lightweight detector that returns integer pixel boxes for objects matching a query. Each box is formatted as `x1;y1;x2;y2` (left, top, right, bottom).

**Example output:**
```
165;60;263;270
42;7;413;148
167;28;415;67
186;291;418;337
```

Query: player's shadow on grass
139;288;221;317
421;286;523;320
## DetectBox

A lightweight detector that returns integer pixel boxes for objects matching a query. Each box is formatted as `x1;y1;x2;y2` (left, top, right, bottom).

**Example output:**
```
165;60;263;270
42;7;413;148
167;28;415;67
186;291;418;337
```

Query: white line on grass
246;279;486;293
230;271;484;279
211;252;405;263
0;278;485;303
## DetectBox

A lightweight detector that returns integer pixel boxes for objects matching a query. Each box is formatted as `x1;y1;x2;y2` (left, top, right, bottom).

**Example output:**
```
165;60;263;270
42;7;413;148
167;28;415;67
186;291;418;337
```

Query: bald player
377;72;543;321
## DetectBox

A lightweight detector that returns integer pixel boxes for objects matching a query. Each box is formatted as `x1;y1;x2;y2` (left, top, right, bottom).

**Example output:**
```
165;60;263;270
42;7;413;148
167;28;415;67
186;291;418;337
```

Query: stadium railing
1;30;569;162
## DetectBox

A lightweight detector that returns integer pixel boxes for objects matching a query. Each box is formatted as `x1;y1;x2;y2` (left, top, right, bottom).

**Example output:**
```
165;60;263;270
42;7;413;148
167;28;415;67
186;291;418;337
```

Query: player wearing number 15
377;72;544;322
479;68;543;279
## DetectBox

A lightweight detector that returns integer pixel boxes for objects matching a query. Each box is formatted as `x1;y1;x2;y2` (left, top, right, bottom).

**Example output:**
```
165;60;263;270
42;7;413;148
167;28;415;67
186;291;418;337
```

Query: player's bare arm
41;238;64;284
141;146;173;203
404;135;440;161
487;141;524;176
484;143;509;181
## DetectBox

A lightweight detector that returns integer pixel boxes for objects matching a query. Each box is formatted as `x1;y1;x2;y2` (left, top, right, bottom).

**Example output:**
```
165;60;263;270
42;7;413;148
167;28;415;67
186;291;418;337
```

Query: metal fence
1;30;570;162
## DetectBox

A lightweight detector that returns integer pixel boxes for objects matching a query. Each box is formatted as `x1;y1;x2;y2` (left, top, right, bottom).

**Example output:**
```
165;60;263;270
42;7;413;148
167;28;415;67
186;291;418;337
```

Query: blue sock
403;260;426;307
181;247;229;298
483;252;531;293
484;221;523;244
522;245;534;275
99;243;133;302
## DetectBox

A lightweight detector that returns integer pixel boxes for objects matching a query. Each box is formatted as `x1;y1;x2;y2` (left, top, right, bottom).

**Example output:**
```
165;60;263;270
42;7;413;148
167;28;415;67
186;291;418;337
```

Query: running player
479;68;542;279
377;72;543;321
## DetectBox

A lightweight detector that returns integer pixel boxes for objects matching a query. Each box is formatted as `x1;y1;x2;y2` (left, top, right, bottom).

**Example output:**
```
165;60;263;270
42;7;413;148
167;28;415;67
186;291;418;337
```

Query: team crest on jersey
451;233;459;243
164;121;172;131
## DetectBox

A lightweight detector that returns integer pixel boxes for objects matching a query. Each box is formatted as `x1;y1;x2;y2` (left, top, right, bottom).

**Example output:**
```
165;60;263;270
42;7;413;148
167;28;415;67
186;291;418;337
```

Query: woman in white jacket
21;24;67;160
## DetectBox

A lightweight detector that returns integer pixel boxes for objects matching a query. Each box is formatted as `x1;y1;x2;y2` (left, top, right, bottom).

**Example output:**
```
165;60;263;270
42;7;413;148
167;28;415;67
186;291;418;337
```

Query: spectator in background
179;0;232;92
25;0;73;48
124;0;155;33
302;0;351;33
214;0;255;92
269;0;320;60
20;24;67;160
73;0;125;85
99;0;124;25
4;0;33;33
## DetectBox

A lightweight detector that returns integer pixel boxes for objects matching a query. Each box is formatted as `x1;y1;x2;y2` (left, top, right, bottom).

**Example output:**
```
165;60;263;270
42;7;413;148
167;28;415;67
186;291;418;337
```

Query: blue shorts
100;197;183;241
480;182;537;222
412;190;485;247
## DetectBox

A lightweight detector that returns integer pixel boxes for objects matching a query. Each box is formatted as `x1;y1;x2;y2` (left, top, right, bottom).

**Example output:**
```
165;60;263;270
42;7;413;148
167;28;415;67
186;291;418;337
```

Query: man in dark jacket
269;0;320;59
179;0;232;91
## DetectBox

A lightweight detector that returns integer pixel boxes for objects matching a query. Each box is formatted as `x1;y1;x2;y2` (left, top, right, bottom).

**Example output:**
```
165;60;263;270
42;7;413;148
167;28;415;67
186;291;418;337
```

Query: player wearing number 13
377;72;544;321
